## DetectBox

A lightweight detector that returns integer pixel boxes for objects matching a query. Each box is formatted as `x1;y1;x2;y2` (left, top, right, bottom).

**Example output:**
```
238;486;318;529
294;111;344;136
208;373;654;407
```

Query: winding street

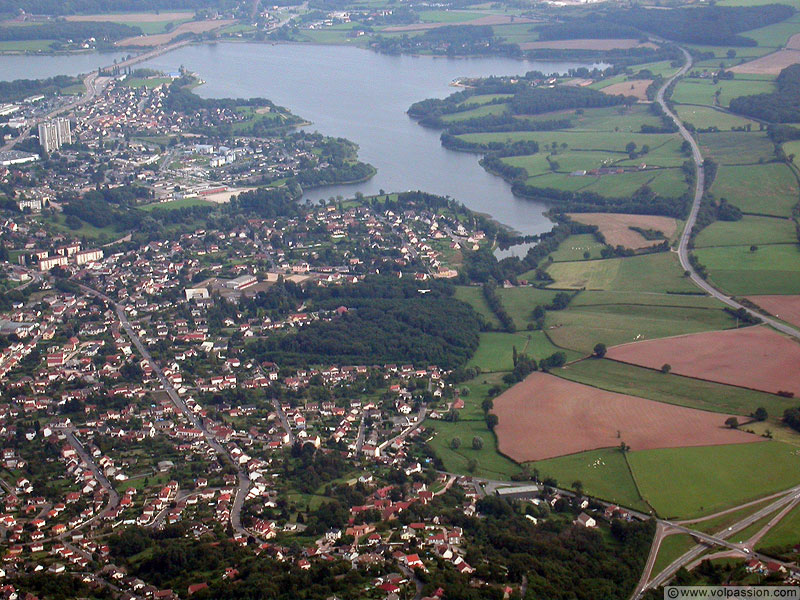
660;47;800;340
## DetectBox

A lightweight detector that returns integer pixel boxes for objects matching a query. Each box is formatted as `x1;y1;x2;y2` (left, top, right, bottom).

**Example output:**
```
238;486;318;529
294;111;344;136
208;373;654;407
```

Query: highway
659;47;800;340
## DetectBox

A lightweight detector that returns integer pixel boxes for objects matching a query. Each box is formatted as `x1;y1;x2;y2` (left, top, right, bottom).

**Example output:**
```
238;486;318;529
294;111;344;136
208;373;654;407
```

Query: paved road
77;284;254;539
660;47;800;340
272;399;294;445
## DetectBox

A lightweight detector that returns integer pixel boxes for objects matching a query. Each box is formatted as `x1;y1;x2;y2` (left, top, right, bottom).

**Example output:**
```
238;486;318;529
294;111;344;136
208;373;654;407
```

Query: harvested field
566;212;677;249
600;80;652;102
746;295;800;329
492;372;758;462
384;15;534;32
65;12;194;22
730;48;800;75
606;326;800;397
519;38;657;51
116;19;234;47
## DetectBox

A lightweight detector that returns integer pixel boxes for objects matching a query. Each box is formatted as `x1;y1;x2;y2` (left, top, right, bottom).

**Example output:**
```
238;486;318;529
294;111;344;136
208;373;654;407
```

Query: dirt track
607;326;800;397
492;372;758;463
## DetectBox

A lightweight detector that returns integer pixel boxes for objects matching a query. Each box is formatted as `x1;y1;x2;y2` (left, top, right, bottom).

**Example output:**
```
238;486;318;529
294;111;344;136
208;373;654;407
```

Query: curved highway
660;47;800;340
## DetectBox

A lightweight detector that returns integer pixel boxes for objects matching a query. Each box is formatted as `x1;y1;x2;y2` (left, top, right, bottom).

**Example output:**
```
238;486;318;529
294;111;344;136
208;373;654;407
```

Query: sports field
493;372;757;462
607;326;800;397
628;442;800;518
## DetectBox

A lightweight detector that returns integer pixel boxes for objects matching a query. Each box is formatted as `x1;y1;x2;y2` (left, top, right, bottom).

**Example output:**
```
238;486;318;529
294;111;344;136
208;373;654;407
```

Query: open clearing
566;213;678;250
492;372;758;463
519;38;656;51
529;448;649;511
599;79;652;102
746;295;800;329
628;442;800;518
606;326;800;397
116;19;234;47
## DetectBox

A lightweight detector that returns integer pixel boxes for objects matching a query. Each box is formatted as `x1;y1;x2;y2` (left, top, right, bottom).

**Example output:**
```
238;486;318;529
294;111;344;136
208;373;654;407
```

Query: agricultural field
674;105;760;131
557;357;797;417
467;331;565;372
606;326;800;397
694;215;797;248
755;502;800;551
709;163;798;217
459;130;678;153
494;286;560;326
628;441;800;518
694;244;800;295
454;285;501;328
570;290;721;309
545;252;697;293
440;102;508;123
427;418;520;480
699;132;776;165
746;295;800;328
566;213;679;250
545;303;738;354
671;77;776;108
546;233;605;262
492;372;757;463
529;448;650;512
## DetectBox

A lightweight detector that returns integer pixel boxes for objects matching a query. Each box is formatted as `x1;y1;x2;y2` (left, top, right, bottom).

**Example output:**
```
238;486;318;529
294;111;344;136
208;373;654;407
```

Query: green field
674;105;760;131
454;285;501;328
418;9;486;22
740;12;800;47
495;286;560;327
441;102;508;123
467;331;576;372
547;233;605;262
628;442;800;518
528;168;688;199
141;197;213;211
557;358;796;417
671;77;776;108
545;304;738;353
0;39;55;52
459;130;678;153
545;252;697;293
699;132;776;165
123;76;172;89
529;448;650;512
570;290;720;309
756;502;800;551
695;244;800;295
694;215;798;248
458;93;514;107
710;163;799;217
652;534;696;575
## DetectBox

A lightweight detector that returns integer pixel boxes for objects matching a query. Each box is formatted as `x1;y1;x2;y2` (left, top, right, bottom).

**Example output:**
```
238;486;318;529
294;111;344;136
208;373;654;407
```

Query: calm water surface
1;51;130;80
141;42;603;235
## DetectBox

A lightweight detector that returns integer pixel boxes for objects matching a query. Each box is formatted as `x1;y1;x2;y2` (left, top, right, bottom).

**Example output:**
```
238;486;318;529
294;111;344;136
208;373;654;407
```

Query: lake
1;51;130;81
139;42;603;236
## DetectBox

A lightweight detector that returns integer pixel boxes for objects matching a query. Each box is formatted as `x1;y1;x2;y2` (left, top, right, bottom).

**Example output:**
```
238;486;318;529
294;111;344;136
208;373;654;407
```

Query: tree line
730;64;800;123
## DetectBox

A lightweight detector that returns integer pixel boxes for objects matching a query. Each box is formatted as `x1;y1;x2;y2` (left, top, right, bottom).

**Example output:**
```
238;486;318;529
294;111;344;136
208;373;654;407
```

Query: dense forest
605;4;795;46
0;75;81;103
729;64;800;122
0;21;139;42
245;276;481;369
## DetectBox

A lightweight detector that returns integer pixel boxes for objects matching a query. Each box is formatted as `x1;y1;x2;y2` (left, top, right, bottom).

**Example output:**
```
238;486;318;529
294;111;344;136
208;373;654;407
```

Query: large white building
38;118;72;153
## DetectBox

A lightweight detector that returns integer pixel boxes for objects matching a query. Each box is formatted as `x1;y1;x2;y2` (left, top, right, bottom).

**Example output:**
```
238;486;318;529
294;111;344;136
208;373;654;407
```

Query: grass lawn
545;303;738;354
458;93;514;106
688;497;776;534
0;39;54;52
557;358;796;417
652;534;696;575
694;215;798;248
755;502;800;551
495;286;560;327
695;244;800;295
710;163;799;217
528;448;650;512
467;331;576;372
454;285;501;328
427;419;520;480
545;252;697;293
547;233;606;262
440;102;508;123
628;441;800;518
699;131;776;166
141;197;213;211
123;76;172;88
38;213;118;242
